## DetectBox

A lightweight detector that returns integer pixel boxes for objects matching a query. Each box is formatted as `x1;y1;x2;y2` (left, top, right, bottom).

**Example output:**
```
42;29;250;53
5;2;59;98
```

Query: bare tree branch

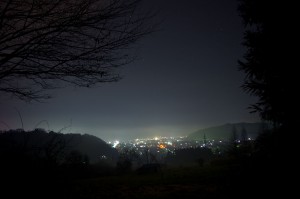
0;0;154;101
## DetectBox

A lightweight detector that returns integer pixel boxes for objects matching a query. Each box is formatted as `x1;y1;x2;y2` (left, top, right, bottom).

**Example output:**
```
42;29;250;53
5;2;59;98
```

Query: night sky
0;0;259;141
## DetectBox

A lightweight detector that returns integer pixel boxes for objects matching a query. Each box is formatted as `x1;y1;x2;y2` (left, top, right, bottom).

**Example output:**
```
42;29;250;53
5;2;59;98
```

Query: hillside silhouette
0;129;119;198
0;129;118;164
188;122;267;140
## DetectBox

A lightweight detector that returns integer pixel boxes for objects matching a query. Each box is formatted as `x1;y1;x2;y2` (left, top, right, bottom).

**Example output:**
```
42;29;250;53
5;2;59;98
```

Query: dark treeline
165;148;214;167
0;129;118;198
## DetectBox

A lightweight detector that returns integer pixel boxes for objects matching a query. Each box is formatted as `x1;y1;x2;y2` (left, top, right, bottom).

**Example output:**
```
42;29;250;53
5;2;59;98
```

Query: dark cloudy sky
0;0;259;141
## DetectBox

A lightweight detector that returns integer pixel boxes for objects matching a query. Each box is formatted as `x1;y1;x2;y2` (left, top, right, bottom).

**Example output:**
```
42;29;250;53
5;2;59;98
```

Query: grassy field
60;165;243;199
3;160;280;199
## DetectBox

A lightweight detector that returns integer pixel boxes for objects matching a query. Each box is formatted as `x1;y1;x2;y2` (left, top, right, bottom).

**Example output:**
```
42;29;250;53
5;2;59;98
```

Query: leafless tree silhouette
0;0;153;101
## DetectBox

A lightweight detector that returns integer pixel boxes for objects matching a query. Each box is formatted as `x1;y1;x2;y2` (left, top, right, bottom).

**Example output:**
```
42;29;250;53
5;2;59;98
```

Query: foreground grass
4;161;279;199
61;165;242;199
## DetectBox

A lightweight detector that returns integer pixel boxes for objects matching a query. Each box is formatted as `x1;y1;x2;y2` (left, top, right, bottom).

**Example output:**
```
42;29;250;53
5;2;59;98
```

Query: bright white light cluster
113;140;119;148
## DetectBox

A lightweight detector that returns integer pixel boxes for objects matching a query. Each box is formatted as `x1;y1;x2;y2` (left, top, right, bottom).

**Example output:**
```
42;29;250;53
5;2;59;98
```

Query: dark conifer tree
238;0;291;128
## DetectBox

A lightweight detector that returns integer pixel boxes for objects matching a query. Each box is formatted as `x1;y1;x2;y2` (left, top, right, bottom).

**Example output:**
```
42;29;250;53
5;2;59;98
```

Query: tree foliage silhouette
0;0;153;101
238;0;288;127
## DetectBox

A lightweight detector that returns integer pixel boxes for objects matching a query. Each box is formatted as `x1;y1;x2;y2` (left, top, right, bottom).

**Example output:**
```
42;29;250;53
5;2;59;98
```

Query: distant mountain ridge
0;129;118;163
188;122;268;141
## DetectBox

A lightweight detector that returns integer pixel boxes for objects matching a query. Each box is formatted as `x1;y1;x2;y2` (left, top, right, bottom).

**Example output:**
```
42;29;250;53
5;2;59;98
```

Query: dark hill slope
188;122;267;141
0;129;118;163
